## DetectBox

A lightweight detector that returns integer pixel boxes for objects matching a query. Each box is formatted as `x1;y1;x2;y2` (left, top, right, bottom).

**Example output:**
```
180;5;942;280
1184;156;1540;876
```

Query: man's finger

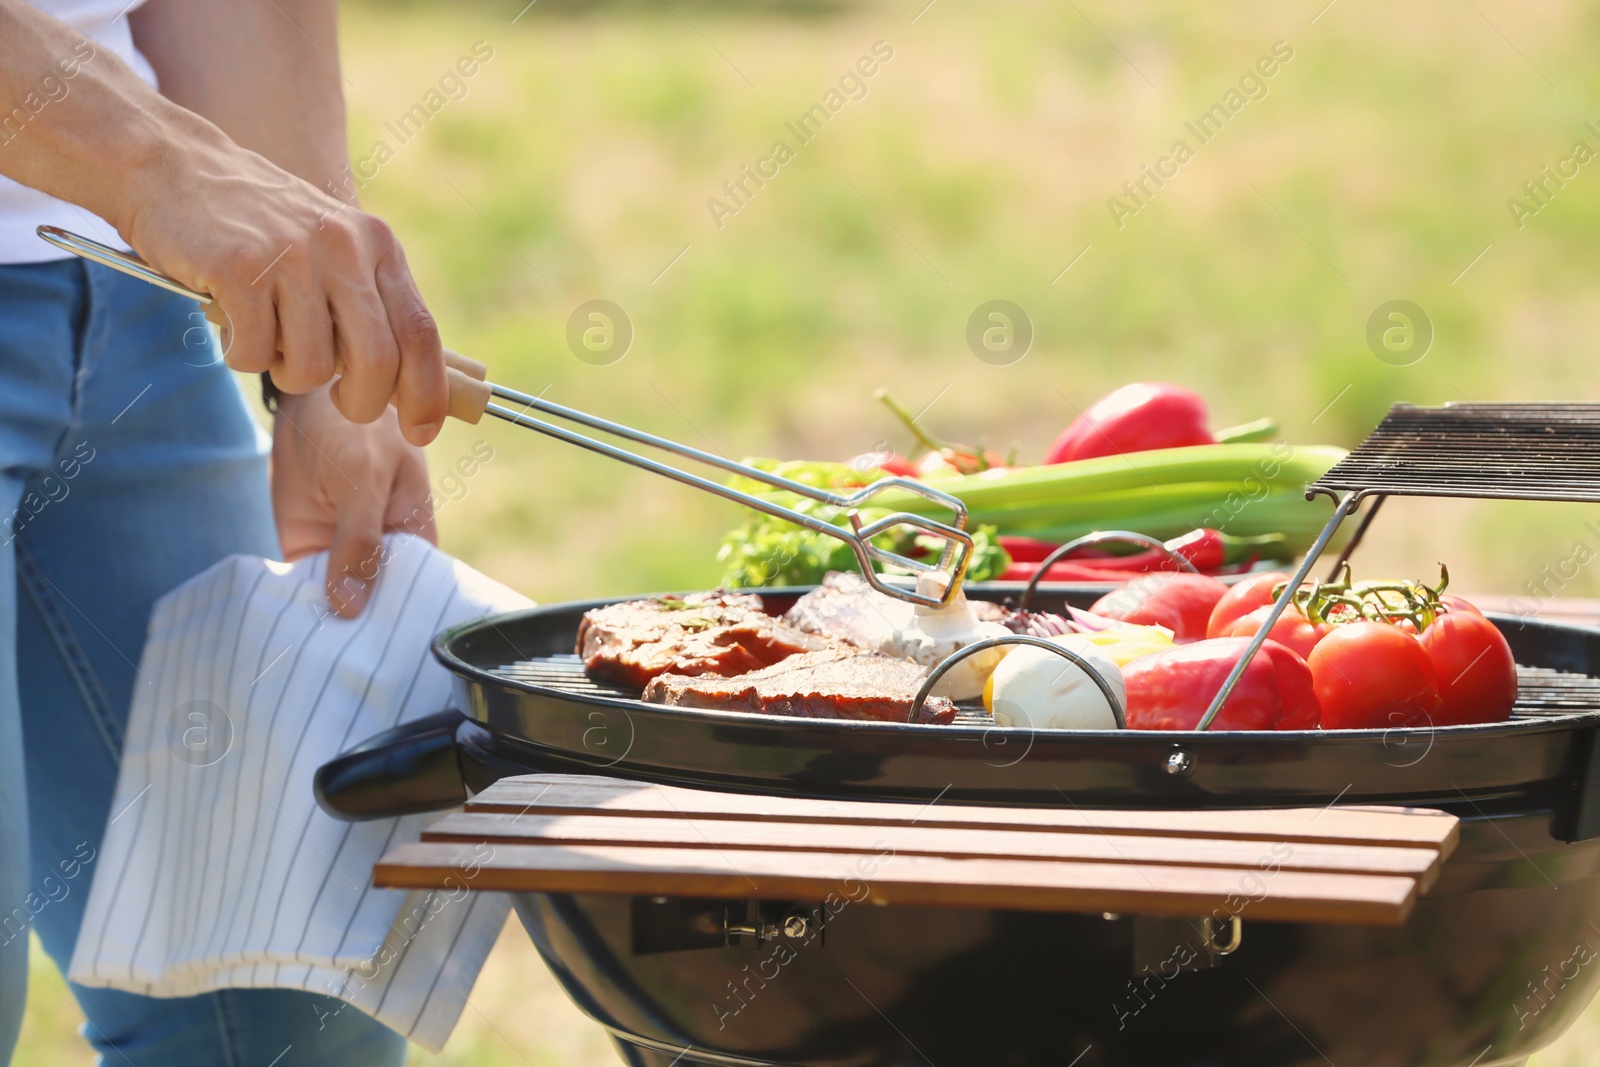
270;274;337;395
327;283;399;426
214;284;277;374
325;481;387;619
374;238;447;446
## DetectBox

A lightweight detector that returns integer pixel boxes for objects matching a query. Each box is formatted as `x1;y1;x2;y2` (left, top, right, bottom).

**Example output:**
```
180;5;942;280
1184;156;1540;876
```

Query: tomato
1221;603;1331;660
1439;594;1484;617
1308;622;1441;730
1206;571;1291;639
846;451;919;478
1124;637;1319;731
848;451;917;477
914;448;1008;478
1091;573;1230;643
1418;612;1517;725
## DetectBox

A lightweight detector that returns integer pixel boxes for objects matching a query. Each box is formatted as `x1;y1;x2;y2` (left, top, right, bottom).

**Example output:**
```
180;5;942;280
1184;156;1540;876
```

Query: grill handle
1015;530;1198;611
314;709;471;821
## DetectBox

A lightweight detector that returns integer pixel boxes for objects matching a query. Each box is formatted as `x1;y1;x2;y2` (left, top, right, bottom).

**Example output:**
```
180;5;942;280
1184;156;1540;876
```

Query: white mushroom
876;574;1010;700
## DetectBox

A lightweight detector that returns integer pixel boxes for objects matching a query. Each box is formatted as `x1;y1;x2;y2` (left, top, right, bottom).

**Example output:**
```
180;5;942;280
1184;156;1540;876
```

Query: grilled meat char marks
644;649;956;725
578;592;832;689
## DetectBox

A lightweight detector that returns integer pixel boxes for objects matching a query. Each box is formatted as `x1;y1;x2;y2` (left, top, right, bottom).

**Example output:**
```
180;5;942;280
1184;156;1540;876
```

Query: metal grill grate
488;656;1600;726
1311;403;1600;502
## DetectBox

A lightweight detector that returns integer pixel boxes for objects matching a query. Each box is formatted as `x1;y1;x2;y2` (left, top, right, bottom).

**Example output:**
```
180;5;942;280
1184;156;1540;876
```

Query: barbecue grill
316;403;1600;1067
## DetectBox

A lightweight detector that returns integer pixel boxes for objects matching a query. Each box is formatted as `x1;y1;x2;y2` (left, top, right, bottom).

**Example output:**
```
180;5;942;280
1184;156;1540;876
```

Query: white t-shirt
0;0;154;264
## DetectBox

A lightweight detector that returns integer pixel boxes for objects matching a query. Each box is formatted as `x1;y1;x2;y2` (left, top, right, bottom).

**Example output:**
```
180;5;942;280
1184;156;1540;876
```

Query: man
0;0;445;1060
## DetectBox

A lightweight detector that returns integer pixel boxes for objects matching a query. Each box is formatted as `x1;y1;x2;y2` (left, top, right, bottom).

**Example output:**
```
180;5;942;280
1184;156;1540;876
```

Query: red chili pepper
999;530;1287;580
1124;637;1321;731
998;536;1082;563
999;560;1148;583
1046;383;1215;463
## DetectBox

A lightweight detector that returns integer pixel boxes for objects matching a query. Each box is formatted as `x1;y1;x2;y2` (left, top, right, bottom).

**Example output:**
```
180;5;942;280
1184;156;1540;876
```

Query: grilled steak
578;592;832;689
783;572;914;649
643;649;956;725
785;571;1022;646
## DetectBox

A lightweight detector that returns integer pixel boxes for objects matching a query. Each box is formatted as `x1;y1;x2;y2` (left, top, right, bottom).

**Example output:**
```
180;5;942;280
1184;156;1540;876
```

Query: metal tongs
39;226;974;607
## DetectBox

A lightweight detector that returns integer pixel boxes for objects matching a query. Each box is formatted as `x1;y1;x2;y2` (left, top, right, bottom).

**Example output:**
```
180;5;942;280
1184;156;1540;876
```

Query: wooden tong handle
442;350;492;425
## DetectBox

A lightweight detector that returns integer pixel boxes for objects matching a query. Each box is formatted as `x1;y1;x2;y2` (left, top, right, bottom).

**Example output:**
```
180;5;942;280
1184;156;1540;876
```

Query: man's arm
128;0;348;197
129;0;440;617
0;0;447;443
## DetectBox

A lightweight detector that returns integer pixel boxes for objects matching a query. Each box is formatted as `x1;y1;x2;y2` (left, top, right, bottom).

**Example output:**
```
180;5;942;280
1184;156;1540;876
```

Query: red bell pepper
1046;383;1215;463
1124;637;1321;731
1088;573;1231;642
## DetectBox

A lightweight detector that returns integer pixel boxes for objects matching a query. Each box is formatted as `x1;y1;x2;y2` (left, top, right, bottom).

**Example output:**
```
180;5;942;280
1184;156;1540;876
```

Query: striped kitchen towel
68;534;530;1051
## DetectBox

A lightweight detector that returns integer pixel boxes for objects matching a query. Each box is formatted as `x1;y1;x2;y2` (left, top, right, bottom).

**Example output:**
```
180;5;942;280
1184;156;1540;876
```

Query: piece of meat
786;571;1023;647
783;572;914;649
643;649;956;725
578;592;832;690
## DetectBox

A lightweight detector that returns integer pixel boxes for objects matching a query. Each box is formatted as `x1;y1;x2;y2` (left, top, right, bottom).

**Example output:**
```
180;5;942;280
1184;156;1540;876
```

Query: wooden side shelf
374;774;1459;927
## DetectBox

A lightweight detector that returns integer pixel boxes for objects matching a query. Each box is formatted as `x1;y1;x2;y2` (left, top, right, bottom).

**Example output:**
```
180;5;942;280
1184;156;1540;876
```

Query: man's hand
0;0;450;447
119;132;450;447
272;386;436;618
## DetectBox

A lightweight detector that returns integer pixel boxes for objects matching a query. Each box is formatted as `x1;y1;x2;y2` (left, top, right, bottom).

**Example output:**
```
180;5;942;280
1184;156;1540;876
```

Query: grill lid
1203;401;1600;730
1311;402;1600;502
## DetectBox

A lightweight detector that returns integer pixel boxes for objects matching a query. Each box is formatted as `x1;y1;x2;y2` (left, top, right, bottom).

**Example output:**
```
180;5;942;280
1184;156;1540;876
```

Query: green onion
736;443;1346;556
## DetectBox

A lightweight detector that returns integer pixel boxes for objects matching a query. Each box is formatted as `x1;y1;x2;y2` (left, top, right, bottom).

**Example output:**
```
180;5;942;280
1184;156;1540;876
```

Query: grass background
19;0;1600;1061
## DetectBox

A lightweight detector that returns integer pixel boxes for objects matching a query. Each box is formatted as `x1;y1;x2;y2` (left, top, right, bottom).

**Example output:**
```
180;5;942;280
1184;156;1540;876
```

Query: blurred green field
348;0;1600;610
22;0;1600;1061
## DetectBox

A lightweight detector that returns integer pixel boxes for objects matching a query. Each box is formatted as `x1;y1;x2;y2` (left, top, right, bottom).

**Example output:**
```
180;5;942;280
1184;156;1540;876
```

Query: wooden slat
421;811;1444;884
375;774;1460;926
467;775;1460;853
373;841;1423;926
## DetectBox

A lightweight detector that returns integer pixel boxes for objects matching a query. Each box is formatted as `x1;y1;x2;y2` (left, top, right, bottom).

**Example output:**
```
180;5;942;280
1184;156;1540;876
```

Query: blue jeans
0;259;406;1066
